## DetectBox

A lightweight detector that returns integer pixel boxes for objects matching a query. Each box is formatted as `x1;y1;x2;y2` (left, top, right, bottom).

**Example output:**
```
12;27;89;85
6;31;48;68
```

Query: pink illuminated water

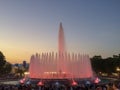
58;22;65;53
29;23;93;79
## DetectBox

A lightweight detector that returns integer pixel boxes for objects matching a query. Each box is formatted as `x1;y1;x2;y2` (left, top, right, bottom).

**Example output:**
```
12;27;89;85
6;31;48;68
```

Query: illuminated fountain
29;23;93;79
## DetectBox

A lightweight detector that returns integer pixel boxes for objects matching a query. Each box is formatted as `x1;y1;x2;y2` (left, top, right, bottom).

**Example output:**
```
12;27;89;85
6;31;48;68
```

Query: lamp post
116;67;120;79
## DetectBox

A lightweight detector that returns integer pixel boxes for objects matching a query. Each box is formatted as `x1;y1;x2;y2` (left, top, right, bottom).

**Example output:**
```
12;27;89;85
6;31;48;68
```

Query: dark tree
91;55;103;73
0;51;12;76
91;54;120;76
4;62;12;74
0;51;6;75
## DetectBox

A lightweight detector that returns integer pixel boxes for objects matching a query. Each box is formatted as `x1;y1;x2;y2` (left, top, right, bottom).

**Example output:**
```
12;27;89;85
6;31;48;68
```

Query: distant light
37;81;44;86
24;72;29;75
20;78;25;84
116;67;120;72
94;77;100;84
72;80;78;86
20;80;24;84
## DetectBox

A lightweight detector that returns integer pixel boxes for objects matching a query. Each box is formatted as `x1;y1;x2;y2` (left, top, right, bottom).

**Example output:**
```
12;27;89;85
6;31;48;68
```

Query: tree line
91;54;120;75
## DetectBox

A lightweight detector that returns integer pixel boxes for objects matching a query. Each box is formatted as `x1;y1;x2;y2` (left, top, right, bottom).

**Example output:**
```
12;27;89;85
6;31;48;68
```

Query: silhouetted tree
91;55;103;73
91;54;120;76
0;51;12;76
4;62;12;74
0;51;6;75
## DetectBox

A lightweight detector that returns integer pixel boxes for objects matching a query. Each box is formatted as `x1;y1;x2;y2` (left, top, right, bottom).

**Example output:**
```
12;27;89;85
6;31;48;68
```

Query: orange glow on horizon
1;43;57;64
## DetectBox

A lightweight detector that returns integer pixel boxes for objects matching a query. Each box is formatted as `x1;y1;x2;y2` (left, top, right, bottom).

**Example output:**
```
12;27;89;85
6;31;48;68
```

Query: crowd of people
0;82;120;90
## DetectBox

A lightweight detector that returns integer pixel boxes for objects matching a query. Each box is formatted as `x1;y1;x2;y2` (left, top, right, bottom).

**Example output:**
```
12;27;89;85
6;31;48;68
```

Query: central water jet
29;23;93;79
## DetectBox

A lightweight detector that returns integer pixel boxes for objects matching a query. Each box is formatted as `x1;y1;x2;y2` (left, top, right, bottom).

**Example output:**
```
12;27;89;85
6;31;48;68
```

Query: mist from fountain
29;23;93;79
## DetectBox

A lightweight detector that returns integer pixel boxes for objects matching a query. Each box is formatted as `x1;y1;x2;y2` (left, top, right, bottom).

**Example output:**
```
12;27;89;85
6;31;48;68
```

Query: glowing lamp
94;77;100;84
72;80;78;86
37;81;44;86
20;80;24;84
20;78;25;84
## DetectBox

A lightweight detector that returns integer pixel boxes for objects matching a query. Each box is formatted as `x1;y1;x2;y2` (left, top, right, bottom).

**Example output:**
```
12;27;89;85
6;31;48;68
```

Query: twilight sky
0;0;120;63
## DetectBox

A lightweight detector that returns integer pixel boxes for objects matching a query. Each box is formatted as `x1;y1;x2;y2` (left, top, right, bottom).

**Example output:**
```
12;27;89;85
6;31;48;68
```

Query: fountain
29;23;93;79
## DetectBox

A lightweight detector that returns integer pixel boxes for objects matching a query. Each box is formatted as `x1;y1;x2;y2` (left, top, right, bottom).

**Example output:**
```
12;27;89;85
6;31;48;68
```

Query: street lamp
116;67;120;79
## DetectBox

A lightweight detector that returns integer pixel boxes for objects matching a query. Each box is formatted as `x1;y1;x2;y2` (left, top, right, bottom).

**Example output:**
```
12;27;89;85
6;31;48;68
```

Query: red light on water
94;77;100;84
37;81;44;86
19;78;26;84
20;79;25;84
72;80;78;86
